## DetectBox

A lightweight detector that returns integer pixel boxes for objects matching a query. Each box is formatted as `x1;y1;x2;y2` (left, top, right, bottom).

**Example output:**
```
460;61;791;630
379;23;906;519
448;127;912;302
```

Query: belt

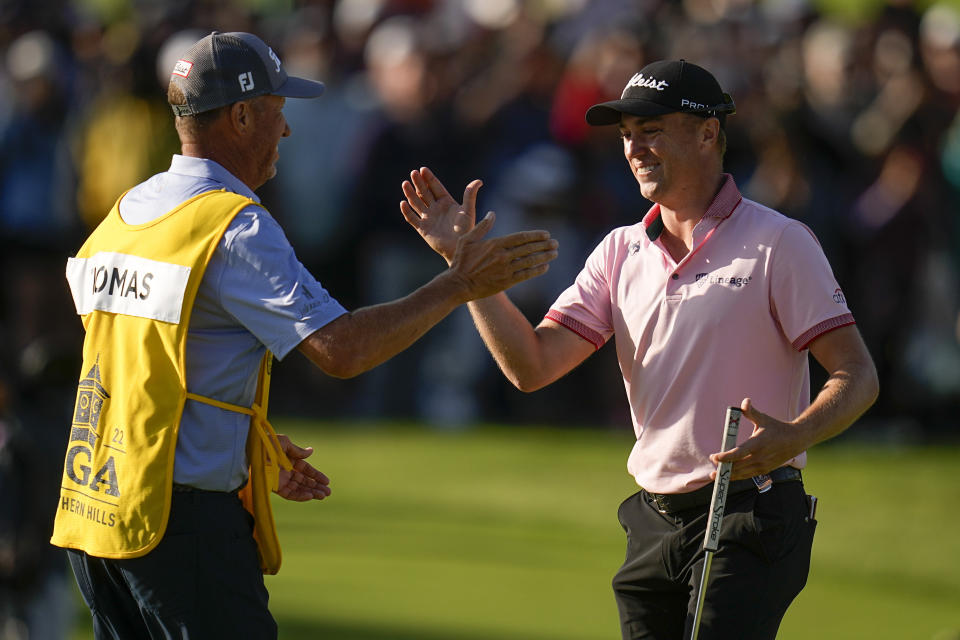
647;466;802;514
172;483;244;495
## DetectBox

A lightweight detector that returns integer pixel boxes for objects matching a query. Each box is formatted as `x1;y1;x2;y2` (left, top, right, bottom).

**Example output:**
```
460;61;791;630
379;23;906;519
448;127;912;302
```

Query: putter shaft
689;406;741;640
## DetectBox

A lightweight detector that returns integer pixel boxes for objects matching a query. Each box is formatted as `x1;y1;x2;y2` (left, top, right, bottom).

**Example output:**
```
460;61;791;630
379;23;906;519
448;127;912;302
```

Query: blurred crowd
0;0;958;463
1;0;959;634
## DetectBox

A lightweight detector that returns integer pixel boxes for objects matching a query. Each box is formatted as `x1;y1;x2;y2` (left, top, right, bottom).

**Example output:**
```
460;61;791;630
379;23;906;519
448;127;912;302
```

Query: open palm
400;167;482;263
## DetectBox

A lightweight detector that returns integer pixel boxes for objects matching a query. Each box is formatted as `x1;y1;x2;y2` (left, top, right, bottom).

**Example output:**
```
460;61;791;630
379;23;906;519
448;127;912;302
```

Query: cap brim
273;76;325;99
585;99;676;126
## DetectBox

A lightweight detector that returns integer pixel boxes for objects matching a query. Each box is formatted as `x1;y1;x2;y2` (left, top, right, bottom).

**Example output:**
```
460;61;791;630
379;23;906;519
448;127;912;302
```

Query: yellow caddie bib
52;189;291;570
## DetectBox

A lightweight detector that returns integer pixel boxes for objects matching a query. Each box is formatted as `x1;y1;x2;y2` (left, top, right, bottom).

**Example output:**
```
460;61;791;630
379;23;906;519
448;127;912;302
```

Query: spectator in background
0;30;75;242
71;26;181;229
0;367;72;640
0;0;958;436
345;13;479;420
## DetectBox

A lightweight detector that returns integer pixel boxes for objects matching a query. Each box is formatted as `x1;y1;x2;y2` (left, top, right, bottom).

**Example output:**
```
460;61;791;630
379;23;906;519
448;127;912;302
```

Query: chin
637;180;661;202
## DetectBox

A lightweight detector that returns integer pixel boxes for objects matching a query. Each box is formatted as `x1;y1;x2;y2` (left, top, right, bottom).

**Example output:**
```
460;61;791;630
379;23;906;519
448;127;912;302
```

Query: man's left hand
275;434;331;501
708;398;808;481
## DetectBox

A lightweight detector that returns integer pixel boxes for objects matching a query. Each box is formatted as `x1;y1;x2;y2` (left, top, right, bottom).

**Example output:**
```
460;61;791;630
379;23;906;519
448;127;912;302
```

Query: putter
690;406;741;640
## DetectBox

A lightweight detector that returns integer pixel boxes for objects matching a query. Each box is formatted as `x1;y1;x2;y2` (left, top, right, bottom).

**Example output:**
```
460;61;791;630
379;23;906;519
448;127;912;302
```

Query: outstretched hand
401;166;481;264
401;166;559;301
709;398;810;481
275;434;331;502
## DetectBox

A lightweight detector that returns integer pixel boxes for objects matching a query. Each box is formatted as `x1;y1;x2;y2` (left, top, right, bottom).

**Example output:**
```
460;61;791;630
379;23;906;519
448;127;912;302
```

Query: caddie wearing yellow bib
55;31;558;640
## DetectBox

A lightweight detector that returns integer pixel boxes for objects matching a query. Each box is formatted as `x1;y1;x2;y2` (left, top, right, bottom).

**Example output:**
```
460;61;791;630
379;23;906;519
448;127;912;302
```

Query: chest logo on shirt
695;272;753;288
630;241;642;255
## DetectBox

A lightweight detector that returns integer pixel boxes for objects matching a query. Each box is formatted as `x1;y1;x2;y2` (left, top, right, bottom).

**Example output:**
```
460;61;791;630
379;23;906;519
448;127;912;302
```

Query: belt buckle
653;493;669;513
752;474;773;493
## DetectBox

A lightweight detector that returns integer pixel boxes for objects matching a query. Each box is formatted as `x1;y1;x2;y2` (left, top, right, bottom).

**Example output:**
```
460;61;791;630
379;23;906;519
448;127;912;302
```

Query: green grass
812;0;960;24
69;421;960;639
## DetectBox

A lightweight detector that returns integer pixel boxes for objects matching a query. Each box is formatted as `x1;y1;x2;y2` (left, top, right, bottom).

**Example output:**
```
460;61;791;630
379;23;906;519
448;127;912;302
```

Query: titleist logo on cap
623;73;669;96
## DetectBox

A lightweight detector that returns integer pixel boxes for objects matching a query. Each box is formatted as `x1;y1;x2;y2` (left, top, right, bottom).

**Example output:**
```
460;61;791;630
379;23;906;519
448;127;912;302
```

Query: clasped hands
275;434;331;502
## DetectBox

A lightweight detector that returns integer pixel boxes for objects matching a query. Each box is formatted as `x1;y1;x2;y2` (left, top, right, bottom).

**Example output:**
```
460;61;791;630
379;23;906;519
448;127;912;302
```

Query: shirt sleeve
770;221;855;351
212;205;348;360
544;233;616;349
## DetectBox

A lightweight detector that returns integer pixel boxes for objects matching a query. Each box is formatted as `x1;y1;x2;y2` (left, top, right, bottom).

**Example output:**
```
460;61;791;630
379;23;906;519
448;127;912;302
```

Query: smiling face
618;112;717;209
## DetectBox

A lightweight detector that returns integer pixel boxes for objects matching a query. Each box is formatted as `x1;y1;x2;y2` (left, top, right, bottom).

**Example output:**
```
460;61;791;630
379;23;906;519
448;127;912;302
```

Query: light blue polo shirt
119;155;347;491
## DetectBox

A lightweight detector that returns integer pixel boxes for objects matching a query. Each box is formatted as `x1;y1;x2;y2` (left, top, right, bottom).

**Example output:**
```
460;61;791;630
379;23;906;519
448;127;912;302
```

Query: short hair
167;81;229;135
683;112;727;161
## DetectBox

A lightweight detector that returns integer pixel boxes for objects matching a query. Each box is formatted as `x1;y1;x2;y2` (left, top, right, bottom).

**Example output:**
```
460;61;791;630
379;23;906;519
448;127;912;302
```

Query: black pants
68;489;276;640
612;480;816;640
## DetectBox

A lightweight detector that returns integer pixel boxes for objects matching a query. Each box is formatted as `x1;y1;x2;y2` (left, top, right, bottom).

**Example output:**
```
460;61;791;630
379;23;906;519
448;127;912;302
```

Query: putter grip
702;406;741;552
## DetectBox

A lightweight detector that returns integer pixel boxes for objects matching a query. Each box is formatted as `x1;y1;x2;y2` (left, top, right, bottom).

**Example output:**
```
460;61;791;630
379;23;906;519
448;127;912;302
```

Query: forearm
468;293;540;391
467;294;589;392
300;270;467;378
793;355;879;449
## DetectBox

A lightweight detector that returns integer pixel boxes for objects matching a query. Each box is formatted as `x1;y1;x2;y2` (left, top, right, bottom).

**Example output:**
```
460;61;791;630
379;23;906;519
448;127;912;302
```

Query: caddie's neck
181;137;256;190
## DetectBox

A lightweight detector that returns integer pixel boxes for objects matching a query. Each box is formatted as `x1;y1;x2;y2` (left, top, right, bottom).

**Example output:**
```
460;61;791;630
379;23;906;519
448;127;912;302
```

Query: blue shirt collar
168;155;261;204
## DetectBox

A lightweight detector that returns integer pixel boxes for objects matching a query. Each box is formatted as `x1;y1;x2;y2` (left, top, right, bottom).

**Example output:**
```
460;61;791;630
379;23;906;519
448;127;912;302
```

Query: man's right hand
445;211;558;302
401;166;558;300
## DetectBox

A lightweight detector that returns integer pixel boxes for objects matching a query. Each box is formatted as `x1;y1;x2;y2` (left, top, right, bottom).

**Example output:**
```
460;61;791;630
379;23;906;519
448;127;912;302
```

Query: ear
228;100;253;135
700;117;721;151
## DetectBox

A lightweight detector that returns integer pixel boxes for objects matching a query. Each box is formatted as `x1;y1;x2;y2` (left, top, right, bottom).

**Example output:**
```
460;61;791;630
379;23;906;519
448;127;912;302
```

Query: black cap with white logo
168;31;325;116
585;59;735;127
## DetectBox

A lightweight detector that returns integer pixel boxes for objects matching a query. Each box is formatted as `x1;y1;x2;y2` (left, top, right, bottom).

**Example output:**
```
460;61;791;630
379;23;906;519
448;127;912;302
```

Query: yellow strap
184;352;292;492
185;393;253;415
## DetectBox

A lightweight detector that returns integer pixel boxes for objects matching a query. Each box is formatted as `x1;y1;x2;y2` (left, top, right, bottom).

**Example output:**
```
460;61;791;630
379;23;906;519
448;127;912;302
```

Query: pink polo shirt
545;175;854;494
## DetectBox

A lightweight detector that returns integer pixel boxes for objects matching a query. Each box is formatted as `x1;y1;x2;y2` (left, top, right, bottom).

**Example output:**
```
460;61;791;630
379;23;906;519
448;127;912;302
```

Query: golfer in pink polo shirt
401;59;878;640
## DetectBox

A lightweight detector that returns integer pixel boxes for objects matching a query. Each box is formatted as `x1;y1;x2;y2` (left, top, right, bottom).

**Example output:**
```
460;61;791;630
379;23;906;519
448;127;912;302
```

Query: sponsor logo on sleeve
832;288;846;304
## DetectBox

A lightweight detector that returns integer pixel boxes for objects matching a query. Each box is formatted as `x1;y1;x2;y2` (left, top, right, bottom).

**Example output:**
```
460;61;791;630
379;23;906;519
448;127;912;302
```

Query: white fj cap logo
239;71;255;92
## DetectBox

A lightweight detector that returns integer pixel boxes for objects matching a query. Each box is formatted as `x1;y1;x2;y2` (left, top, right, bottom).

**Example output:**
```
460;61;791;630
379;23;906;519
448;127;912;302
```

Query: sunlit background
1;0;959;638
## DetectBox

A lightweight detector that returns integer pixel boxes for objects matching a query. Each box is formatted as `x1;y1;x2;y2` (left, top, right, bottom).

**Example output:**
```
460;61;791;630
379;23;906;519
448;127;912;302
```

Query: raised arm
298;208;557;379
401;166;595;392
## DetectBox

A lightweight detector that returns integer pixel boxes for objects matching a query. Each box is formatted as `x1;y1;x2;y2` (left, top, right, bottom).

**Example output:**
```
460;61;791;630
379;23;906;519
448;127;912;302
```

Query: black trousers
612;479;816;640
68;489;276;640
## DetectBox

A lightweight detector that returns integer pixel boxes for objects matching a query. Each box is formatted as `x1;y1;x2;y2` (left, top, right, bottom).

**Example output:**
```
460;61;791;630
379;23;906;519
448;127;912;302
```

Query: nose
282;119;291;138
623;136;646;158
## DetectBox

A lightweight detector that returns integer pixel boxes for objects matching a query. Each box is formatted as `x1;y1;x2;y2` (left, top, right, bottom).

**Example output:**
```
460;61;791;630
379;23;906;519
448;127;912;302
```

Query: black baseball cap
168;31;325;116
585;59;735;127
